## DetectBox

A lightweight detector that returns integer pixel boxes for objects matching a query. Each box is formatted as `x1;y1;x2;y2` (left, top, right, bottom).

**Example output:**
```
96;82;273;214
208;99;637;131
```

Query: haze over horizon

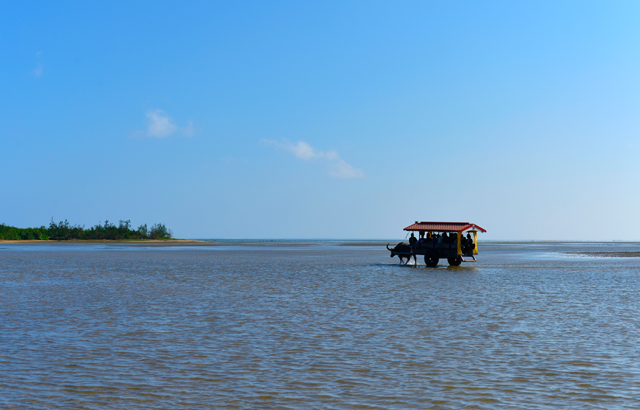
2;1;639;241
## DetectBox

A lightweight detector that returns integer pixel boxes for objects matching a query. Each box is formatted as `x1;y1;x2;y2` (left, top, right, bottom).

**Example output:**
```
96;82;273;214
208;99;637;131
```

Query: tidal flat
1;241;640;409
567;251;640;258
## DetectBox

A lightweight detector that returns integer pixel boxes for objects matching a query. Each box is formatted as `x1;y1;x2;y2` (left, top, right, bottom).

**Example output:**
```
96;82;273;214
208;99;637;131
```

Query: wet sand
337;241;391;246
567;251;640;258
0;239;394;247
0;239;390;248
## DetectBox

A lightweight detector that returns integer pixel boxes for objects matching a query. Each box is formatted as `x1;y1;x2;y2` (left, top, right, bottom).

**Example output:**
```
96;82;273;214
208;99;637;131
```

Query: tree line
0;219;173;241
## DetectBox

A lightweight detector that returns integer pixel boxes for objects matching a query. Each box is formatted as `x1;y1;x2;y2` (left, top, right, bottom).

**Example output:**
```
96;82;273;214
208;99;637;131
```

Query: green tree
137;224;148;238
149;223;172;239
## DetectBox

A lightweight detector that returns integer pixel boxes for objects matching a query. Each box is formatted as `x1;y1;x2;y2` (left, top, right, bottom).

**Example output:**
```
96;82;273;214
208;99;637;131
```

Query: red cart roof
404;221;487;233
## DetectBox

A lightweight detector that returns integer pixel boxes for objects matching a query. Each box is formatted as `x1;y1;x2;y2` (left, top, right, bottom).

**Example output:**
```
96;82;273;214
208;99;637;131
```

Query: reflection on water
2;242;640;409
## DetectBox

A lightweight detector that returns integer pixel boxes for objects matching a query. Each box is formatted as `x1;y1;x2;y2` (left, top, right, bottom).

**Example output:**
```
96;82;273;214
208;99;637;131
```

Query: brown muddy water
1;242;640;409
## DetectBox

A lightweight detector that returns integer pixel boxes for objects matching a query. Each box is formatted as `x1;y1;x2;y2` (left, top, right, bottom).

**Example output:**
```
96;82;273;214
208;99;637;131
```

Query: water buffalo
386;242;416;265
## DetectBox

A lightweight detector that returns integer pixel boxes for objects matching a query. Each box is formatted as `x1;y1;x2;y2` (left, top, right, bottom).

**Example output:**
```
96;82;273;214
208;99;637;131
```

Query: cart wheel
424;252;439;267
447;256;462;266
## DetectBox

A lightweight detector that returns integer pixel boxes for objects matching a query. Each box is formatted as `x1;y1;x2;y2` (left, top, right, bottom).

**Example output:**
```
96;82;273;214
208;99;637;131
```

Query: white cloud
324;150;339;161
261;138;364;179
288;141;320;159
33;63;43;77
141;110;195;138
146;109;177;137
261;139;323;159
330;159;364;179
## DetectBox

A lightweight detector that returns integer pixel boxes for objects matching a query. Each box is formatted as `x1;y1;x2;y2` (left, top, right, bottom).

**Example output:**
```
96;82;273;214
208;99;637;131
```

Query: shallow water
1;242;640;409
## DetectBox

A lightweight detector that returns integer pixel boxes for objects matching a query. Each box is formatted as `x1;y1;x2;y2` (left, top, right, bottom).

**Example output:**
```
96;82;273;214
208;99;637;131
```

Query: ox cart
387;221;486;267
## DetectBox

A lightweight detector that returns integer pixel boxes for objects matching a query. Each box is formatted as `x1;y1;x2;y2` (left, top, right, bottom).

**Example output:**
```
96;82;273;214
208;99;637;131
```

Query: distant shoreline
0;239;215;247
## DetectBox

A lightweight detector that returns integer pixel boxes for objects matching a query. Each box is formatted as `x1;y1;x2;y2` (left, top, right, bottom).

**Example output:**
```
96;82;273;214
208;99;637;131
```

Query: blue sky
2;1;639;240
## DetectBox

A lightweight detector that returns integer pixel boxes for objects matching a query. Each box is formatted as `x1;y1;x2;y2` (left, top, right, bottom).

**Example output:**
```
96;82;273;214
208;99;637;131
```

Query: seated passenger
465;233;474;253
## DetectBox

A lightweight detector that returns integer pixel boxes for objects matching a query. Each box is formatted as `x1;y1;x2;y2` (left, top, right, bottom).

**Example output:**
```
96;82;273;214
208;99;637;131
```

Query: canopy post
473;231;478;255
456;231;462;255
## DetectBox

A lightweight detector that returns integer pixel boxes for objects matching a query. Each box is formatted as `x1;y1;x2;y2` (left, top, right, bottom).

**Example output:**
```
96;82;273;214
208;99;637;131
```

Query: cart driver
409;232;417;249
